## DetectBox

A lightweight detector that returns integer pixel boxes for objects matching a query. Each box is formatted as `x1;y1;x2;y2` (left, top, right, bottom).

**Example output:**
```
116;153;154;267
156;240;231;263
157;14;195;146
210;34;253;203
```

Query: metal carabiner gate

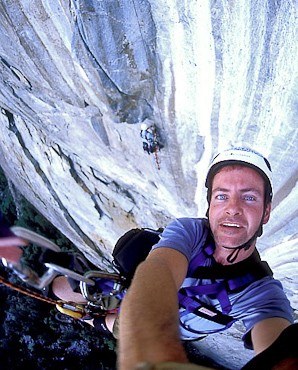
80;271;125;311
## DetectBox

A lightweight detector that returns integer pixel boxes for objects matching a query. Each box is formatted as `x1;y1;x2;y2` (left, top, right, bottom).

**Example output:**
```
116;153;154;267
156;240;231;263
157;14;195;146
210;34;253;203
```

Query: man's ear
263;202;272;224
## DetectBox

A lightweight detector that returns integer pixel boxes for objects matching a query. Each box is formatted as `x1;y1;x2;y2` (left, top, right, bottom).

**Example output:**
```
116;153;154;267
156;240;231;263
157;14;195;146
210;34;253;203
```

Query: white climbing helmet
141;123;149;131
205;147;273;202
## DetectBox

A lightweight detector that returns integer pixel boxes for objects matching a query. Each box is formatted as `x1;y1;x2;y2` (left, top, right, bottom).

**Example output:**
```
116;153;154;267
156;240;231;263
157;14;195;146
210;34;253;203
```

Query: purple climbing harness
178;232;273;328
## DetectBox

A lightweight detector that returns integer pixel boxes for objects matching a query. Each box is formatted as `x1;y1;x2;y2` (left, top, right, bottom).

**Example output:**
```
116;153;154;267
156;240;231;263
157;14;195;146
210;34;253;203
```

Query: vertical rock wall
0;0;297;313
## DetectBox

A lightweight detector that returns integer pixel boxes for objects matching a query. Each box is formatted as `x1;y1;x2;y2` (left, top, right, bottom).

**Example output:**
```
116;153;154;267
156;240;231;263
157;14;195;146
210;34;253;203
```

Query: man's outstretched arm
251;317;292;354
118;247;189;370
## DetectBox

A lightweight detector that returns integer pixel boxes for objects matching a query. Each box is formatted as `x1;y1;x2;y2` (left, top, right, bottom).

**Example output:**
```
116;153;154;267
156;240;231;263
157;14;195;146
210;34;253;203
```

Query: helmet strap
224;235;256;263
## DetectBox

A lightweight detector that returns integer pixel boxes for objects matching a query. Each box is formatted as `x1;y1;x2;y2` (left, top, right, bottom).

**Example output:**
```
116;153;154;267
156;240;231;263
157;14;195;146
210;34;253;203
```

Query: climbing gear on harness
40;248;127;313
0;225;125;321
80;270;125;311
204;147;273;263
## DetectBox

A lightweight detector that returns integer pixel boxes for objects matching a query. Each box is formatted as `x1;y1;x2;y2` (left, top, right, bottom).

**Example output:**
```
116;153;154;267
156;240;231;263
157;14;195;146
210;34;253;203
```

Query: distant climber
140;123;160;155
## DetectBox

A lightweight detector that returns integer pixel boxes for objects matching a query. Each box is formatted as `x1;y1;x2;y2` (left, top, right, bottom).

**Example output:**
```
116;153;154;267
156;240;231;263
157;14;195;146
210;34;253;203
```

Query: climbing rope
153;148;161;170
0;273;97;319
0;274;58;305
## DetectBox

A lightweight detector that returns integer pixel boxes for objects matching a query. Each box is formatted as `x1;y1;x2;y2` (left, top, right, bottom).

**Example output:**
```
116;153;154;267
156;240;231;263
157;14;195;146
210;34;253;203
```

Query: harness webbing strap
180;283;232;314
190;251;273;280
187;227;212;276
178;293;235;327
182;282;222;295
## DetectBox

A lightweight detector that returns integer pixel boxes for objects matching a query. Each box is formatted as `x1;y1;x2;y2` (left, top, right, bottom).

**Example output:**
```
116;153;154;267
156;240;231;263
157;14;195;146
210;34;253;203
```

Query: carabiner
2;259;60;290
44;263;95;285
10;226;61;252
3;226;62;289
80;270;125;310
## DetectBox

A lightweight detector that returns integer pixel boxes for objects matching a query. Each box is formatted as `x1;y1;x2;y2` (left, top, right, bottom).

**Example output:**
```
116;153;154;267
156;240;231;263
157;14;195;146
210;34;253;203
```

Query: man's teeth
223;223;240;228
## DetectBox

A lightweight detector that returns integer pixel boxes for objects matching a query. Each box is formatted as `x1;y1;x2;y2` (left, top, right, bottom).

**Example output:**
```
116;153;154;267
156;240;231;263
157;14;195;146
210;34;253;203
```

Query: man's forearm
117;258;188;370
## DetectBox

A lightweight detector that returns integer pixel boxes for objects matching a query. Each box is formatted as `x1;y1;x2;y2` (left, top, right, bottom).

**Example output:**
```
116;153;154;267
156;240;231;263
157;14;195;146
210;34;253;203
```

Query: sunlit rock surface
0;1;297;368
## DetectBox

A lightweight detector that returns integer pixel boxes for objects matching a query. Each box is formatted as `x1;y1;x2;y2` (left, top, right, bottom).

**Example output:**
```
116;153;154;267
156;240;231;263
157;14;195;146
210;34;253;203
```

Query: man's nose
225;198;242;216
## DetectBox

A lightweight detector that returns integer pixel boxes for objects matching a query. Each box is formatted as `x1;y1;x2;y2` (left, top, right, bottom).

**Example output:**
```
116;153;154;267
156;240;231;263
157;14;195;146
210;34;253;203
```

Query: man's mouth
221;222;241;228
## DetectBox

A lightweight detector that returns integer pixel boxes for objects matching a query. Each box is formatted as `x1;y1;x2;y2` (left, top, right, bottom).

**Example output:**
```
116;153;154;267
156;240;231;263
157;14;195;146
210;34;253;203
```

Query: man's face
208;165;271;249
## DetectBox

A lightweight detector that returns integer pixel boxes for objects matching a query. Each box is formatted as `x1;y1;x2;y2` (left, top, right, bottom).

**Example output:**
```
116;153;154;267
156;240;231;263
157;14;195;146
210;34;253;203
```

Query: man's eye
216;194;227;200
244;195;256;201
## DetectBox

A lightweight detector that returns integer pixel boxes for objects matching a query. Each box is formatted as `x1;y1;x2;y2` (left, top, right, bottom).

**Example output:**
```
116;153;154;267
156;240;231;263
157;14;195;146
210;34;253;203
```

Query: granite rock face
0;1;297;368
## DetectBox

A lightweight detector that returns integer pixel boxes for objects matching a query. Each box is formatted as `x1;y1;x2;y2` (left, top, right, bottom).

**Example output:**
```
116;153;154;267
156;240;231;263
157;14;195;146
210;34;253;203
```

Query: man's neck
213;245;256;265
